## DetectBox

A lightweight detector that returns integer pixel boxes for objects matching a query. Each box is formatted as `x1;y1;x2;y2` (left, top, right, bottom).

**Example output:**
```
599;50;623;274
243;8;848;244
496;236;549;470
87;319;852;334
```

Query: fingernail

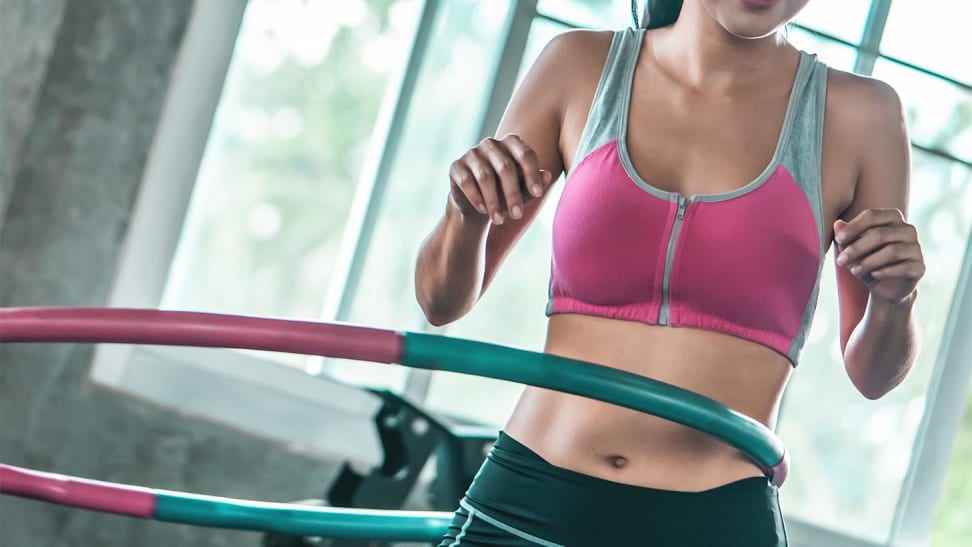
851;265;862;275
492;213;504;225
836;234;846;244
531;184;543;196
511;205;522;219
477;204;487;215
836;254;847;266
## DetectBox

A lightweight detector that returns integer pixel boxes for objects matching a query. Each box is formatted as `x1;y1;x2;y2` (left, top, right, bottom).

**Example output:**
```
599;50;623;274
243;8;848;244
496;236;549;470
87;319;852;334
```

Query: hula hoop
0;306;788;541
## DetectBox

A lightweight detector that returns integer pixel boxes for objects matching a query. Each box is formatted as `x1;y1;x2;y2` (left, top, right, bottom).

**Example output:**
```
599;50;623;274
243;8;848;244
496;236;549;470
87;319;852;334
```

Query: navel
607;455;628;469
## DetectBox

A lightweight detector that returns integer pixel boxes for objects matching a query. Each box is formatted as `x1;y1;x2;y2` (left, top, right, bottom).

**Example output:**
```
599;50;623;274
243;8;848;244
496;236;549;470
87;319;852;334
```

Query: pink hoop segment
0;464;156;518
0;307;403;364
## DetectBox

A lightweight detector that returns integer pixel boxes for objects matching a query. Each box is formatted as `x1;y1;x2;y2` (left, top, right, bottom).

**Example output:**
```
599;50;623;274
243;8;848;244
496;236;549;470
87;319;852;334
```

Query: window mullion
888;236;972;546
414;0;538;406
535;11;581;30
473;0;541;143
853;0;894;76
321;0;440;323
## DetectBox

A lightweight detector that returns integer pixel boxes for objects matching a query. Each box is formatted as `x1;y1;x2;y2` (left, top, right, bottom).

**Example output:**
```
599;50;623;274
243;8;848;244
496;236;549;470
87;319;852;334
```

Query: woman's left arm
832;79;925;400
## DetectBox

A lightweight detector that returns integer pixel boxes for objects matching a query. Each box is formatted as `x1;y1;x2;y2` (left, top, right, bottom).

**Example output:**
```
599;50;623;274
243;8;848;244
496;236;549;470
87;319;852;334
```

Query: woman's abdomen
503;313;792;492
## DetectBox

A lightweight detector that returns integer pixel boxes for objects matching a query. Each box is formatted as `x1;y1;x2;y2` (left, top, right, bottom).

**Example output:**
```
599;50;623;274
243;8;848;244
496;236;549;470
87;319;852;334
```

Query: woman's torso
504;27;860;492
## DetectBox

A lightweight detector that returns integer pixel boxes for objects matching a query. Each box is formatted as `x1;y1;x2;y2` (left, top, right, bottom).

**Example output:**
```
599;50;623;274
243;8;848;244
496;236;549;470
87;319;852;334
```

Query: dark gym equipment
263;389;498;547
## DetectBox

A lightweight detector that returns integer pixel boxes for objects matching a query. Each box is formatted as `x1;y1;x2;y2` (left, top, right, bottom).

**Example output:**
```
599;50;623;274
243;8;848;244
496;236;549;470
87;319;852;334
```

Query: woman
415;0;924;545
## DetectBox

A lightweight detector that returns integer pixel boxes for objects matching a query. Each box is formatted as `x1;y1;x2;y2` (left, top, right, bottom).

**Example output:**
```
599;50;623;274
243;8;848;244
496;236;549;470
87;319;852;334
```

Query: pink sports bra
546;28;829;366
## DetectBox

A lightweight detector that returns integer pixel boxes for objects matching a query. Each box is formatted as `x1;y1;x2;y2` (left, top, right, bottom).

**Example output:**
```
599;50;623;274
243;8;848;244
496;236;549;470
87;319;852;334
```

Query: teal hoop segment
401;332;787;482
155;492;451;541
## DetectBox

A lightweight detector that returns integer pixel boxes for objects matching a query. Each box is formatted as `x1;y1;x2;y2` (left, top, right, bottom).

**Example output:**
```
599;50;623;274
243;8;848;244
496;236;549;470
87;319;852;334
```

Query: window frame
94;0;972;545
889;236;972;546
90;0;443;462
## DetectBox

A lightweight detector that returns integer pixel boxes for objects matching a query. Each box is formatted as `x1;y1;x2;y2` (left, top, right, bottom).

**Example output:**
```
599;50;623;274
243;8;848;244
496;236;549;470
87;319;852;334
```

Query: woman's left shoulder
823;66;907;136
818;65;911;201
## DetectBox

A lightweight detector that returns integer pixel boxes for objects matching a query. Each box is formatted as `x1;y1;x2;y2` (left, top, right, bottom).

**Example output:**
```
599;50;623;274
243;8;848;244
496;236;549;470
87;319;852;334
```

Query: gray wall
0;1;342;545
0;0;68;224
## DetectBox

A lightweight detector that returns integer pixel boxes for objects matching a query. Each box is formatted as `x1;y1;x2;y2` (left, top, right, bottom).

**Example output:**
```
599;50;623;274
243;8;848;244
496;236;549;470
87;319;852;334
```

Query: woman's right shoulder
536;29;617;75
524;29;617;115
544;28;616;52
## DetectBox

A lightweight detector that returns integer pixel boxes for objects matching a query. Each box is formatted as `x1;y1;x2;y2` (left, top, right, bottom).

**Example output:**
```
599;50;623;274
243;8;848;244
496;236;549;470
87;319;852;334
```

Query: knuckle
508;145;528;161
455;172;473;186
473;167;493;182
460;154;479;171
449;160;464;177
522;148;538;164
495;158;517;175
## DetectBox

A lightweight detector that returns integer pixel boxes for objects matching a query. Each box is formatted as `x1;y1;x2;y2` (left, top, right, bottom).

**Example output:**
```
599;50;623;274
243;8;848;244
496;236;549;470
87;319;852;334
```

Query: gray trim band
458;499;566;547
448;505;476;547
616;29;814;203
570;30;627;175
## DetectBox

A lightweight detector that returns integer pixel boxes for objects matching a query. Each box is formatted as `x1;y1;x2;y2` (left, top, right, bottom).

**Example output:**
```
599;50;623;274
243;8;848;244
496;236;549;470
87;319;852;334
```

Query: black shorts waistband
457;431;786;546
490;430;772;497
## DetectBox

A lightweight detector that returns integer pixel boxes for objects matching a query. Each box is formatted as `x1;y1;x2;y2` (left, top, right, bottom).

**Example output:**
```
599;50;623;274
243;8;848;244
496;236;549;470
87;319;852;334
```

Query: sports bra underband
546;28;829;366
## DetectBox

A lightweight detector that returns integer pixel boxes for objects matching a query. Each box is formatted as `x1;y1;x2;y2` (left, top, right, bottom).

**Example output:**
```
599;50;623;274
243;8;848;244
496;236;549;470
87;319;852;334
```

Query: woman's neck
648;0;793;93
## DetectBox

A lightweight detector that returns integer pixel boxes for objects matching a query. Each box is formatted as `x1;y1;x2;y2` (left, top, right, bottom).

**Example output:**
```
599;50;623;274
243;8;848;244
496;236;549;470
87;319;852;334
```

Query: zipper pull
676;198;688;220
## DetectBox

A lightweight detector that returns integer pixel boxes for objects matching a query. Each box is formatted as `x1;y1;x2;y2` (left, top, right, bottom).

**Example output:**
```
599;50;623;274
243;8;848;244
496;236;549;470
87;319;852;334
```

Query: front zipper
658;196;689;325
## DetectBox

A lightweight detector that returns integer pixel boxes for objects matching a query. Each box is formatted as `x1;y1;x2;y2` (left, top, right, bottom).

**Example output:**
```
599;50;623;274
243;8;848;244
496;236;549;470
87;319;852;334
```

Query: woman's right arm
415;31;608;326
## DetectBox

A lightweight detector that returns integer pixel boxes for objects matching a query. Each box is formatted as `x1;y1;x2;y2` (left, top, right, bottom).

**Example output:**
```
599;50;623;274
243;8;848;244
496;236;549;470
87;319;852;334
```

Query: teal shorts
437;431;787;547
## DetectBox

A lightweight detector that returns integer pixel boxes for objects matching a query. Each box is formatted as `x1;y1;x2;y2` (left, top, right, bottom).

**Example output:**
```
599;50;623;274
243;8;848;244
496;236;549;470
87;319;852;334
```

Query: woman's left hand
834;208;925;305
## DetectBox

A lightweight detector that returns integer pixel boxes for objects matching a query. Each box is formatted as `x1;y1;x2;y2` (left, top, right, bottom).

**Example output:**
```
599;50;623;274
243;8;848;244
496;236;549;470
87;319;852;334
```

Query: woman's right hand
448;134;555;225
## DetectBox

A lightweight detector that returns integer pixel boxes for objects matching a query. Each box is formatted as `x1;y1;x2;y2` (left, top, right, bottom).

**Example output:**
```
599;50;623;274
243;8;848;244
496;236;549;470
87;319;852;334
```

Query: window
881;0;972;84
92;0;432;464
790;0;872;44
932;392;972;546
162;0;424;378
336;0;514;391
103;1;970;545
776;149;971;541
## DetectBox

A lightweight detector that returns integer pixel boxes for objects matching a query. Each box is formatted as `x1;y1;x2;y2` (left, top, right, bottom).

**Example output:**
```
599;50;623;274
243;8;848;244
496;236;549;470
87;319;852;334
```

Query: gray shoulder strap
784;54;830;363
780;53;829;244
571;28;644;171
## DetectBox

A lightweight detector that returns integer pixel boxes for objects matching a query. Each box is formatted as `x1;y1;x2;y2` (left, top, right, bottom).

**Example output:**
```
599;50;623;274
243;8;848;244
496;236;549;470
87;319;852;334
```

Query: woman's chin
721;18;788;40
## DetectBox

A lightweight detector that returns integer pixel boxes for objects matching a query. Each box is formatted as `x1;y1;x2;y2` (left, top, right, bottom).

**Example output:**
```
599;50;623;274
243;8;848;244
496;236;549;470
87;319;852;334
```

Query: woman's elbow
414;282;461;327
850;370;905;400
858;386;888;401
419;298;448;326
